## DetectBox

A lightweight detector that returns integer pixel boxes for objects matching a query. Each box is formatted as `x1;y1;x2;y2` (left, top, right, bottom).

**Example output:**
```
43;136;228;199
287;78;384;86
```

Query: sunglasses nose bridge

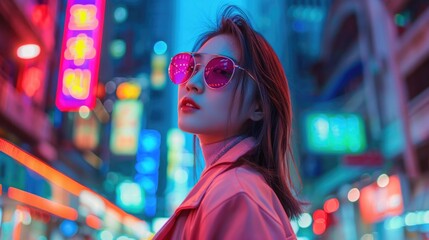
185;65;205;92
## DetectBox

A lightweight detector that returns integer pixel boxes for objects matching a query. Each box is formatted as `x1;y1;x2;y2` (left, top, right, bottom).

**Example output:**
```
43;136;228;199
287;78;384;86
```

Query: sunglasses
168;52;255;89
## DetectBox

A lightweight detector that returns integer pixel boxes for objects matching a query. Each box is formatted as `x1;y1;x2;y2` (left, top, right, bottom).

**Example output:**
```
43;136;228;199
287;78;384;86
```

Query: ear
249;101;263;121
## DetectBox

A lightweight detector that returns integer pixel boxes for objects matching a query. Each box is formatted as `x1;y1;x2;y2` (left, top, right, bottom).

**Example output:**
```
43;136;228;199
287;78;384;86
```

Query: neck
199;135;246;166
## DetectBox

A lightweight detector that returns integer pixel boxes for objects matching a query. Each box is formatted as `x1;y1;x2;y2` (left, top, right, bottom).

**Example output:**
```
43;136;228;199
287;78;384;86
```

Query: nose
185;66;204;93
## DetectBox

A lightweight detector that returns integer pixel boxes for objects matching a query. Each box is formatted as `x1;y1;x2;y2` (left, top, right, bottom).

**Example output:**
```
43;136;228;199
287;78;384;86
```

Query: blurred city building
290;0;429;239
0;0;153;238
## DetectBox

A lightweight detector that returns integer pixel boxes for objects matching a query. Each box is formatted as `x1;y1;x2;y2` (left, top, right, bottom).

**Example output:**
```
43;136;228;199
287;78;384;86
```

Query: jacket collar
154;137;256;239
179;136;256;209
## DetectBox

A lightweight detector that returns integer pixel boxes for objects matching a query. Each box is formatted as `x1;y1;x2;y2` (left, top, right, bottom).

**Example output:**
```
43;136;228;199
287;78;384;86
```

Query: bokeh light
348;188;360;202
377;174;390;188
324;198;339;213
153;41;167;55
114;7;128;23
78;106;91;119
110;39;126;58
17;44;40;59
298;212;312;228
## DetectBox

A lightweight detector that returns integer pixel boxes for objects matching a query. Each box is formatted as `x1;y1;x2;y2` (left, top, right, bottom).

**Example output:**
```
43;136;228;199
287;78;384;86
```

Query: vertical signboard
135;129;161;217
56;0;106;111
110;100;143;155
73;113;99;150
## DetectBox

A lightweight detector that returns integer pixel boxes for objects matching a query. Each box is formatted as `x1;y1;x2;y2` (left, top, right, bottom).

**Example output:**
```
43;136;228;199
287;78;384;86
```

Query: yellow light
75;39;87;58
116;82;141;100
21;67;42;97
77;9;88;24
69;4;98;30
64;34;96;66
63;68;91;99
17;44;40;59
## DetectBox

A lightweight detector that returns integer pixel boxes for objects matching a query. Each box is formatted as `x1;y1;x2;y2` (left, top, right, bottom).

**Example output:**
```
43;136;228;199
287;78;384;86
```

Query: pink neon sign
56;0;105;111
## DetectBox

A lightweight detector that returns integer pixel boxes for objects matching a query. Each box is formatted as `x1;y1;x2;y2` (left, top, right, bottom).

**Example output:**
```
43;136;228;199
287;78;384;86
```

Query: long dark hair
192;6;303;219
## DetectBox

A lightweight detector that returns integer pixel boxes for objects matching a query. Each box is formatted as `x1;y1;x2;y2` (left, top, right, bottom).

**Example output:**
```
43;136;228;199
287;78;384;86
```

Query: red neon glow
359;175;403;223
313;209;327;221
12;219;22;240
64;34;96;66
8;187;78;220
20;67;42;97
32;4;50;28
20;206;51;223
69;4;99;30
56;0;106;111
313;219;326;235
324;198;340;213
86;214;102;229
312;209;327;235
0;138;144;227
0;184;2;195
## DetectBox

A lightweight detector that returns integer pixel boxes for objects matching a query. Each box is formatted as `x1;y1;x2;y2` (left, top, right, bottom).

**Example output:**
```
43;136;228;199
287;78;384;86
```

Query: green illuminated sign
305;113;367;154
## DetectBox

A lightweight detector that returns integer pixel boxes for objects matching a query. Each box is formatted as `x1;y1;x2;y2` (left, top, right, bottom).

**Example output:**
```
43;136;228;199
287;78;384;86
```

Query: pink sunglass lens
169;53;195;84
204;57;234;88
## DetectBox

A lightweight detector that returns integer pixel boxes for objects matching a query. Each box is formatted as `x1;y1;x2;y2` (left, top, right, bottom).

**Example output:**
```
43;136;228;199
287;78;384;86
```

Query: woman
154;6;302;240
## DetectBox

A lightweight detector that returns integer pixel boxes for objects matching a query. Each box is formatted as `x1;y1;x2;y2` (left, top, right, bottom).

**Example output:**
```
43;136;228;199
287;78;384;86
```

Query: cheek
178;85;186;97
231;89;254;118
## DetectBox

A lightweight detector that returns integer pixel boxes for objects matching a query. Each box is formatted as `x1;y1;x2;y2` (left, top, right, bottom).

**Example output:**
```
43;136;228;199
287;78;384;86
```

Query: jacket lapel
179;137;256;208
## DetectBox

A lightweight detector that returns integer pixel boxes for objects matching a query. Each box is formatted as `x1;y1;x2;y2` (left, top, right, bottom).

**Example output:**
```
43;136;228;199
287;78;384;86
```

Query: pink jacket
153;137;297;239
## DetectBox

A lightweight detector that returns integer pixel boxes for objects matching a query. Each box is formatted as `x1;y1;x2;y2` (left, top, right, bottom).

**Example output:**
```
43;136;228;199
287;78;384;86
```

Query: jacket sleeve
195;192;296;240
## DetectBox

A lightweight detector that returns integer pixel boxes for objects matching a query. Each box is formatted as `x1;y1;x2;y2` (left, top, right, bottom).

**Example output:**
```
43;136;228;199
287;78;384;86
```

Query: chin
178;122;198;134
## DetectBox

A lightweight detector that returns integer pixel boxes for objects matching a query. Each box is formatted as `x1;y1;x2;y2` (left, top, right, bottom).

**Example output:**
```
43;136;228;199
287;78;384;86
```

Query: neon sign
56;0;105;111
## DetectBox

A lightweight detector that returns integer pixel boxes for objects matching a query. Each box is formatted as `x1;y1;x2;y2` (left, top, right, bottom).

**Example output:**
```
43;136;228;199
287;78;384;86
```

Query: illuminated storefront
0;138;152;239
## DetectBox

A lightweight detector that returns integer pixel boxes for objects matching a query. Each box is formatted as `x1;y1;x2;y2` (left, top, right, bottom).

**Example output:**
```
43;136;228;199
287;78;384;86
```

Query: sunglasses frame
168;52;256;89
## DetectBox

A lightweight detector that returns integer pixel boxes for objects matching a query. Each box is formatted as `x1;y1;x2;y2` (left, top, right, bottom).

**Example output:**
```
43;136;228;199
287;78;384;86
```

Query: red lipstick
179;97;200;113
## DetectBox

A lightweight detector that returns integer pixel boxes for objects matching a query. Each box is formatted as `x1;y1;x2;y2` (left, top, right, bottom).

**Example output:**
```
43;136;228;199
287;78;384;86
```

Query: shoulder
208;165;268;200
194;167;296;239
202;165;283;219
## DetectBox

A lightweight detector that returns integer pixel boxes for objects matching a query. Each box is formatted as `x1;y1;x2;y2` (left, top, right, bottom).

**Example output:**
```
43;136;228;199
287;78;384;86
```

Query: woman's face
177;34;258;144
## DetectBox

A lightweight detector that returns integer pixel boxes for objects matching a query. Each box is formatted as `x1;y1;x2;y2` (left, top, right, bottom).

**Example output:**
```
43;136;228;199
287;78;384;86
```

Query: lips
179;97;200;110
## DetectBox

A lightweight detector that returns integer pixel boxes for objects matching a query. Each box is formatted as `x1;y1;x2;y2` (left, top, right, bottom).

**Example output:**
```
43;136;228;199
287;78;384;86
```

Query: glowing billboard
110;100;143;155
305;113;367;154
56;0;106;111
